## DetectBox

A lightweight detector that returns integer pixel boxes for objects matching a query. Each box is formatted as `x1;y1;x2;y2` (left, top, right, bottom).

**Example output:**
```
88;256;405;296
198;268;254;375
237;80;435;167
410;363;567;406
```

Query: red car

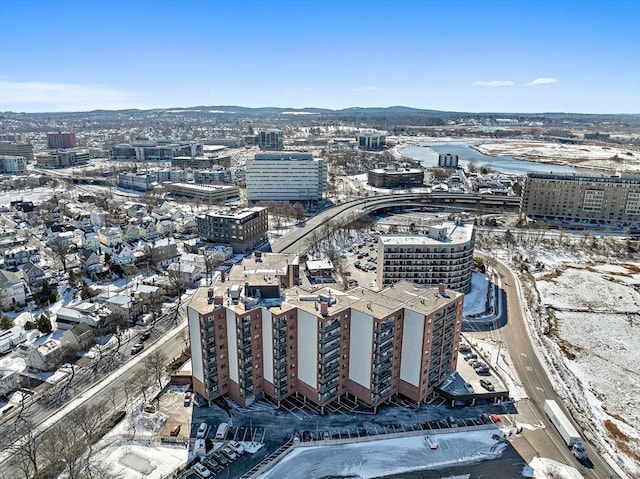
170;424;181;436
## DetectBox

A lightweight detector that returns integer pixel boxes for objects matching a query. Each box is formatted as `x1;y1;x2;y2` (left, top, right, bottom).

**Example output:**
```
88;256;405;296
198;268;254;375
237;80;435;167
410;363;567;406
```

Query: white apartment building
377;221;475;292
117;172;156;191
0;155;28;174
246;153;327;202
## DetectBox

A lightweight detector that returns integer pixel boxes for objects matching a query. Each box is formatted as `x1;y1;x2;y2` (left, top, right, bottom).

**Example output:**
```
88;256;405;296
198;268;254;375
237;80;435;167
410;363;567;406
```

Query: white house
167;262;202;284
0;270;30;311
90;211;107;227
83;232;100;252
111;243;134;266
156;219;174;236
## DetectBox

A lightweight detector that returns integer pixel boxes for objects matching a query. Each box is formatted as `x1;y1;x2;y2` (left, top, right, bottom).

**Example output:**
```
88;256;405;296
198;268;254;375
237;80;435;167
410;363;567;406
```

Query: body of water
402;143;596;176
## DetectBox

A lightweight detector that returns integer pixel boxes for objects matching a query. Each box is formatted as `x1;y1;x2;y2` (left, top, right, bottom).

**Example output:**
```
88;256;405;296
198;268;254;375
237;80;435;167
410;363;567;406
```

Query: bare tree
4;418;40;479
143;350;168;391
48;236;71;273
204;250;224;286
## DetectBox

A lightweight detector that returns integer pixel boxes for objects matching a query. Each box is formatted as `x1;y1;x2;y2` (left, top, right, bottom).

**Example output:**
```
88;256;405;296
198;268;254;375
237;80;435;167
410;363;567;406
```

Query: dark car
130;343;144;355
140;331;151;342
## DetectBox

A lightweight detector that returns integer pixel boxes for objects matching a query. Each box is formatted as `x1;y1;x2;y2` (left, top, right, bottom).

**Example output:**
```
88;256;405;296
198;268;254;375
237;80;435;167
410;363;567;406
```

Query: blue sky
0;0;638;113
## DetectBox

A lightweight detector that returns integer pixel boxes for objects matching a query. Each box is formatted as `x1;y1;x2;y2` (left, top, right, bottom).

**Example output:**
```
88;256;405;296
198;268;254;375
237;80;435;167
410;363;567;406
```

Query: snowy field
534;261;640;474
474;141;640;173
256;430;507;479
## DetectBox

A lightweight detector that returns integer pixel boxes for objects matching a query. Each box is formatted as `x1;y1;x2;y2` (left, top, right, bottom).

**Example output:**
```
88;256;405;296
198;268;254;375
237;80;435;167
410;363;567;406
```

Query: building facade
520;173;640;227
257;129;283;150
368;167;424;188
377;222;475;293
438;154;459;168
117;172;156;191
196;207;268;253
187;254;463;412
246;153;327;202
47;132;77;149
111;140;203;161
0;155;28;174
356;130;386;151
164;183;239;203
35;149;90;168
0;142;34;163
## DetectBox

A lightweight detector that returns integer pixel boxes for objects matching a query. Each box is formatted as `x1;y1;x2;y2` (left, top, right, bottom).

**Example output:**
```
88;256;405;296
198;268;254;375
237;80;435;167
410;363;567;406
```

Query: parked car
196;422;208;439
228;441;245;454
193;463;211;478
130;343;144;355
170;424;181;436
221;447;237;461
183;392;192;407
140;330;151;342
480;379;495;391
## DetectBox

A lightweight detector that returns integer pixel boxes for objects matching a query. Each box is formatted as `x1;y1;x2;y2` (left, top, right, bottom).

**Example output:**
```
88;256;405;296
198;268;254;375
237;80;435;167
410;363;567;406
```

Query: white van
215;423;229;440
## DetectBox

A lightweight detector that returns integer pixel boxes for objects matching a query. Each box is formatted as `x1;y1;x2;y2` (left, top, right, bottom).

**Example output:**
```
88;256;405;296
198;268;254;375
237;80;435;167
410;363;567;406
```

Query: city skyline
0;0;639;114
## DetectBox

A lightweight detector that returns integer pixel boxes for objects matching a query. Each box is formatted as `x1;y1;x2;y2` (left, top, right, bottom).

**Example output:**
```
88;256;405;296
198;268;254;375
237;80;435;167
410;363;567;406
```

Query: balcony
319;340;340;355
320;321;340;334
320;350;340;364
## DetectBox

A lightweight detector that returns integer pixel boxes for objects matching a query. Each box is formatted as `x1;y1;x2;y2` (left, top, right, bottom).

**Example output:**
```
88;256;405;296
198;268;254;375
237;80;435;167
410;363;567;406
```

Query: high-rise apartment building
47;132;77;149
520;172;640;227
257;129;283;150
246;153;327;202
196;207;268;253
377;221;475;293
187;253;463;412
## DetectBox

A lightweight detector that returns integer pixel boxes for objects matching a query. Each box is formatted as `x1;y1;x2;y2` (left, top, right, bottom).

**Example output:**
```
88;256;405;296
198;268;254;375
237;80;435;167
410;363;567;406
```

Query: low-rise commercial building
117;172;156;191
172;155;231;169
356;130;386;151
36;149;90;168
111;140;203;161
368;167;424;188
0;142;34;163
187;253;463;411
377;221;475;293
164;183;239;203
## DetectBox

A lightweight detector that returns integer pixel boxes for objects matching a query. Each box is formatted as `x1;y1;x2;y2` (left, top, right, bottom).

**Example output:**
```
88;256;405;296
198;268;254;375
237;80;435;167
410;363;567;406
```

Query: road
0;296;192;475
480;252;622;479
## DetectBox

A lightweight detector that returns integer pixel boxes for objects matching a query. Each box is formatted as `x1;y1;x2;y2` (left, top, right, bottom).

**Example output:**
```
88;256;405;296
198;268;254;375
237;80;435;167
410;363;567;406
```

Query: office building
257;129;283;150
520;172;640;227
356;130;386;151
187;253;463;411
0;156;28;174
246;153;327;202
111;140;203;161
438;154;459;168
377;221;475;293
368;167;424;188
117;172;156;191
196;207;267;253
172;155;231;169
36;149;90;168
165;183;239;205
0;142;34;163
47;132;77;149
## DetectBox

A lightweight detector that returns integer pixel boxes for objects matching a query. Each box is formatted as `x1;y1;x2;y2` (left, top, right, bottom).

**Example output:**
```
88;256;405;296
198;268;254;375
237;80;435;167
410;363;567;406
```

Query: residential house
124;202;148;219
139;220;158;240
105;295;142;322
90;210;107;227
0;269;31;311
61;323;95;350
174;217;197;234
145;238;178;269
80;249;103;274
130;283;163;306
55;306;104;330
0;369;19;397
83;232;100;252
18;337;63;371
98;226;122;247
124;222;142;242
22;261;45;288
111;243;134;266
156;219;174;236
179;252;207;273
4;246;39;268
142;274;178;296
167;262;202;284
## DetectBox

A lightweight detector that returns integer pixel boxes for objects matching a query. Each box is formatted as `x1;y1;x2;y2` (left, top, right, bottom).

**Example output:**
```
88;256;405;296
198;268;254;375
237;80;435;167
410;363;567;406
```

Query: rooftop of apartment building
189;253;462;318
199;206;266;220
379;221;474;246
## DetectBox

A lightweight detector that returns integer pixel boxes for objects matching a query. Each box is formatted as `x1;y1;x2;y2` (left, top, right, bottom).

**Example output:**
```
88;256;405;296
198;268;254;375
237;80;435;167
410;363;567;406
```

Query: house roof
0;269;21;287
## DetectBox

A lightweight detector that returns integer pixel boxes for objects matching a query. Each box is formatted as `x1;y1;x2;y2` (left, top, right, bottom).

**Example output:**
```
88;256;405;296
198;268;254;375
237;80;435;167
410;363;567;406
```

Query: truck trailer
543;400;588;461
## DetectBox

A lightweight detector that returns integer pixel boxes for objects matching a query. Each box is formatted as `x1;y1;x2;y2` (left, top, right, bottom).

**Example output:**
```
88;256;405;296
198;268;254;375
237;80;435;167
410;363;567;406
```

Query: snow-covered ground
474;141;640;173
257;429;507;479
482;235;640;477
522;456;583;479
463;272;490;317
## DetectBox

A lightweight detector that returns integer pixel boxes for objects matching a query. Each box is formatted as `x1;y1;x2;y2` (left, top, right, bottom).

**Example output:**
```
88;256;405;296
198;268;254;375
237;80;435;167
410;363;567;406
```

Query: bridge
271;193;520;254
